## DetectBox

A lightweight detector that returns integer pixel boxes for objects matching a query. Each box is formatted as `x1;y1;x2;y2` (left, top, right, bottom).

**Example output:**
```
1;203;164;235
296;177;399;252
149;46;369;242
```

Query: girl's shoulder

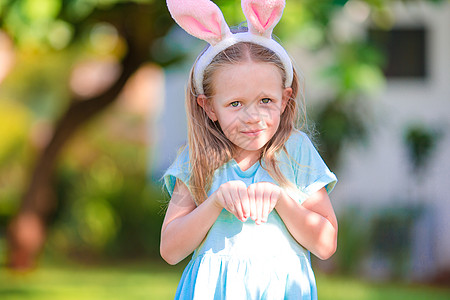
284;129;312;153
287;129;309;142
283;129;324;165
169;144;190;170
163;144;190;196
283;129;338;195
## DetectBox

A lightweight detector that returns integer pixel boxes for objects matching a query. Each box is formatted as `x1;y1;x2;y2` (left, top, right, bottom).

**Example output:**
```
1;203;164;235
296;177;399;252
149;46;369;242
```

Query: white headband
194;31;293;95
166;0;293;95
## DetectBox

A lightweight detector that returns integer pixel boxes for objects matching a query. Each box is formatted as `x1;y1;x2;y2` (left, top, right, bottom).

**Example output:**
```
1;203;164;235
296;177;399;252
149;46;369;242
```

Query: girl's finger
237;183;250;221
230;183;245;221
262;186;271;223
248;184;257;221
269;187;280;214
254;184;263;225
221;185;236;215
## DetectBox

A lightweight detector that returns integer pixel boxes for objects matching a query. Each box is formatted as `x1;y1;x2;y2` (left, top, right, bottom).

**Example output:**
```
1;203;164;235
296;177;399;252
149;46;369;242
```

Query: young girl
161;0;338;299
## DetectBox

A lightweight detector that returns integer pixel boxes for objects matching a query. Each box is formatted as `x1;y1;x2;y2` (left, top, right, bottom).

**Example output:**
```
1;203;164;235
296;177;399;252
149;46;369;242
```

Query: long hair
186;41;306;205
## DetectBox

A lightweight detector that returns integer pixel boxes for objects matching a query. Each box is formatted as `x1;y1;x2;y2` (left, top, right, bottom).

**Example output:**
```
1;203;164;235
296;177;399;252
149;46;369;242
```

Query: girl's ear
281;87;292;113
197;95;218;121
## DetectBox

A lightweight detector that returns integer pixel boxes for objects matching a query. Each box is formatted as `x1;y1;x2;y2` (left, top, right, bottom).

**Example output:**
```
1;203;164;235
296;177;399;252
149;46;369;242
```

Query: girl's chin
228;133;273;153
235;141;267;153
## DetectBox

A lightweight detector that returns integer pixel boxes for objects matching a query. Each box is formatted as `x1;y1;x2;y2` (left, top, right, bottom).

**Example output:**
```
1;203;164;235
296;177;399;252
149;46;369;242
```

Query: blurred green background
1;0;449;299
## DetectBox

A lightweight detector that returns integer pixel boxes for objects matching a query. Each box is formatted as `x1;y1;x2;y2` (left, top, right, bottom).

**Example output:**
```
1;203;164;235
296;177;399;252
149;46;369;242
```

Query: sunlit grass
317;273;450;300
1;258;449;300
0;258;184;300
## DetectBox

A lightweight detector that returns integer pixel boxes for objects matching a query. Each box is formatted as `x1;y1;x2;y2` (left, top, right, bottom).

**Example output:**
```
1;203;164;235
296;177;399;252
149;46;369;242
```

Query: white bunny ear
241;0;285;38
166;0;232;46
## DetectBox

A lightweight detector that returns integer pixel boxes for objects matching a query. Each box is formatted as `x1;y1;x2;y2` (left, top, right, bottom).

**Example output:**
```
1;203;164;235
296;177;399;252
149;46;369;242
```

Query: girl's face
198;61;292;160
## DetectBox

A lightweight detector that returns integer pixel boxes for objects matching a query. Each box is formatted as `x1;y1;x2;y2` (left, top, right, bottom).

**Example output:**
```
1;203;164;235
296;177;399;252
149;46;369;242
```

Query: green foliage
334;204;422;280
0;99;31;166
1;50;74;119
313;98;369;168
51;160;166;260
322;43;386;97
404;124;441;173
0;98;33;229
369;205;420;279
334;206;371;275
0;0;68;50
217;0;245;26
46;112;167;260
0;0;164;51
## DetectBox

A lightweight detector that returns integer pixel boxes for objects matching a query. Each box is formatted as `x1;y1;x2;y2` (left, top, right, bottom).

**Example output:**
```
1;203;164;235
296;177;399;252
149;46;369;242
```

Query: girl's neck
233;149;261;172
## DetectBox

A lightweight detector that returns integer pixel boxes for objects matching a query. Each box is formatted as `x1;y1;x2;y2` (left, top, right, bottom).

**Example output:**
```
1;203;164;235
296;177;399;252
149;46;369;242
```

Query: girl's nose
243;103;269;124
242;104;262;124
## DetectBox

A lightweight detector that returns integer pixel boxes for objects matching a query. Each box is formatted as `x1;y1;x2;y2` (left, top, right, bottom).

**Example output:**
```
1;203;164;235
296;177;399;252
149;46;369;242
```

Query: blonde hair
186;41;306;205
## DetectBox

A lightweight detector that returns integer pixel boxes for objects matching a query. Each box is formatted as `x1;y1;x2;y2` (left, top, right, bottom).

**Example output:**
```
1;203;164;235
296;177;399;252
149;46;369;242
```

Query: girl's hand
247;182;281;225
214;180;250;222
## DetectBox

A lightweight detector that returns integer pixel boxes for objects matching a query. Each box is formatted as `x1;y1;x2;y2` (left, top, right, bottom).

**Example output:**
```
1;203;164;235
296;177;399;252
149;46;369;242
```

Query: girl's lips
241;129;264;136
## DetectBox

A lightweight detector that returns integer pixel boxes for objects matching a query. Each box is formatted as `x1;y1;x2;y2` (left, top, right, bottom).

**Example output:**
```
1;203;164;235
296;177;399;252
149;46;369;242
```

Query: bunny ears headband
166;0;293;95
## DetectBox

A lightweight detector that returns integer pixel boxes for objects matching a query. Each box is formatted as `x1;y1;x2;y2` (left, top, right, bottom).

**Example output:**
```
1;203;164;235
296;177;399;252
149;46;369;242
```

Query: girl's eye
230;101;241;107
261;98;272;104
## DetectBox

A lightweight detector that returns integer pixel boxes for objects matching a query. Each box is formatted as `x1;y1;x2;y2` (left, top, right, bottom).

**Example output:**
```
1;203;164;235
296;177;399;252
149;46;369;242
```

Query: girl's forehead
215;60;279;73
211;61;284;100
213;61;283;85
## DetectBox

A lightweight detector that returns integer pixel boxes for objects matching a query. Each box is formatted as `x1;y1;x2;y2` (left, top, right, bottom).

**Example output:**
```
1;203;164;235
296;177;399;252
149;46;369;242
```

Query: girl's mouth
241;129;264;137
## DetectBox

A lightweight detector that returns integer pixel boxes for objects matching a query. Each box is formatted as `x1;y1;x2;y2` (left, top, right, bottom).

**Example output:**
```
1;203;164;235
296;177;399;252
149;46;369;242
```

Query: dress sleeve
288;131;337;197
163;146;191;197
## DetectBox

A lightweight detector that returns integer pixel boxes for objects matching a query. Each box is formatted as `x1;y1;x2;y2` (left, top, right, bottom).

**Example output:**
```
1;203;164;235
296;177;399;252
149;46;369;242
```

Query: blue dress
164;131;337;299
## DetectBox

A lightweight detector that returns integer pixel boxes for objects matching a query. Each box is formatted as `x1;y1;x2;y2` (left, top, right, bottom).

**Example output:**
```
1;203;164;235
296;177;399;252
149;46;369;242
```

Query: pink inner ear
210;12;222;36
250;3;281;30
178;14;222;40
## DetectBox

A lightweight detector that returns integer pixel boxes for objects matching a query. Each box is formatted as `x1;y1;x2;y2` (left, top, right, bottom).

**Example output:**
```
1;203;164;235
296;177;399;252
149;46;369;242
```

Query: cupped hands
213;180;281;225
